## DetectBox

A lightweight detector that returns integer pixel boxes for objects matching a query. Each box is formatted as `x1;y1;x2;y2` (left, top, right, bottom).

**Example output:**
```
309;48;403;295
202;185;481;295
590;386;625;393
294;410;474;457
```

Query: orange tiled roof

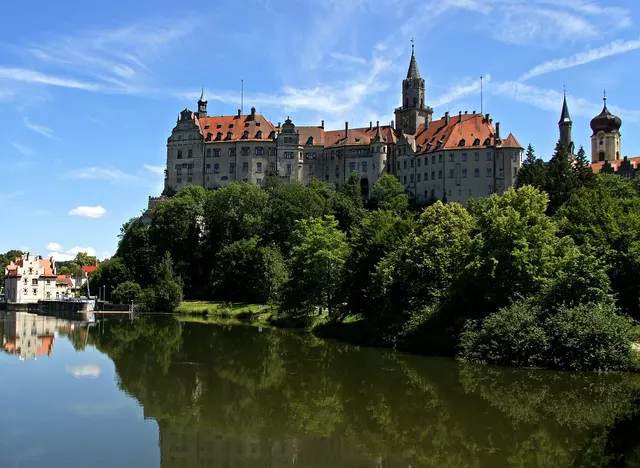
590;156;640;174
82;264;98;274
56;275;73;287
296;126;326;146
414;114;499;155
325;126;398;148
501;133;523;149
197;113;277;143
39;258;57;278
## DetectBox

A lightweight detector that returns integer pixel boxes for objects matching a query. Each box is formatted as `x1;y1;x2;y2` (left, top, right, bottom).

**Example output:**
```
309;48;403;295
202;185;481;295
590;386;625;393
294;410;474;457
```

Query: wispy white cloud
23;117;57;139
0;68;102;91
66;167;137;182
10;141;34;156
143;164;164;175
68;206;107;219
432;75;490;108
46;242;63;252
520;38;640;81
328;52;367;65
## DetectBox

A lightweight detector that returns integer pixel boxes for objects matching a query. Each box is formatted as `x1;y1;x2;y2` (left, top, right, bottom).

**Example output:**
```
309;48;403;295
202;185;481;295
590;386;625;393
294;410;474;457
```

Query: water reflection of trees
90;318;640;467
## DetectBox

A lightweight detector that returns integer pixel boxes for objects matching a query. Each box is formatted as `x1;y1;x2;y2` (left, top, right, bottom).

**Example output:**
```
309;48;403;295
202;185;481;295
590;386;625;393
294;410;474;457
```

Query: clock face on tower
597;131;605;139
401;113;409;129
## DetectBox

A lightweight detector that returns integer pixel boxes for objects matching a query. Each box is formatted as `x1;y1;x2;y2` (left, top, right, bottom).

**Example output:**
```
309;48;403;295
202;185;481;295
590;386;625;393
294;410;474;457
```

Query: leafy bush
111;281;142;305
137;252;183;313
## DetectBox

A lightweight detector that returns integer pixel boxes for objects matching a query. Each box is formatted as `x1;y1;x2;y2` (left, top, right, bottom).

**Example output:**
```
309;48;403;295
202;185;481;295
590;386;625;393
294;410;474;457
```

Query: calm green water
2;312;640;467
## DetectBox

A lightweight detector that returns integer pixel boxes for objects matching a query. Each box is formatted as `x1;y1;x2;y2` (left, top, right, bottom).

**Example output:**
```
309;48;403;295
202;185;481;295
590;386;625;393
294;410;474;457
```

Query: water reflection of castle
1;312;77;360
159;422;405;468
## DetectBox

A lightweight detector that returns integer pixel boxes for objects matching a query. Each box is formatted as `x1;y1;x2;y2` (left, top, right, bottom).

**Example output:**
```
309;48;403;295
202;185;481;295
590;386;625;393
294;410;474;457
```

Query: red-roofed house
161;47;522;204
3;253;62;303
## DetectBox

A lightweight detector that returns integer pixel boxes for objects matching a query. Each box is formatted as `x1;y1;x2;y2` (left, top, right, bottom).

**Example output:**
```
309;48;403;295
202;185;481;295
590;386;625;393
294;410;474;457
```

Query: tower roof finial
406;39;421;79
603;89;607;105
199;86;206;102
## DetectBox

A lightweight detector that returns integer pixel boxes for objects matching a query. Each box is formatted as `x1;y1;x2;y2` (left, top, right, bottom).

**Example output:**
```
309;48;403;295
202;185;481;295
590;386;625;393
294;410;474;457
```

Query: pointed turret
406;44;421;79
559;90;571;124
558;88;573;153
197;86;208;118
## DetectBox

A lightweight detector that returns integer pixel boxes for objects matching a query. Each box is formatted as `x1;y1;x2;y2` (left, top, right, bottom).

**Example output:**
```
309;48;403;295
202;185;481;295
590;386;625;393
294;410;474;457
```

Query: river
2;311;640;467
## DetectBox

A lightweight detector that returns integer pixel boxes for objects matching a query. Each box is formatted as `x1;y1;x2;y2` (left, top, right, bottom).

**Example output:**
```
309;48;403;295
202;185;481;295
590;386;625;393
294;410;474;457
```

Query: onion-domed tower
590;92;622;163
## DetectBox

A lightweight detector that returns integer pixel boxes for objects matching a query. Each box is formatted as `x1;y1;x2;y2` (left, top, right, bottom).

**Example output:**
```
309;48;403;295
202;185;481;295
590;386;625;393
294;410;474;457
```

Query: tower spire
559;86;571;124
406;39;421;79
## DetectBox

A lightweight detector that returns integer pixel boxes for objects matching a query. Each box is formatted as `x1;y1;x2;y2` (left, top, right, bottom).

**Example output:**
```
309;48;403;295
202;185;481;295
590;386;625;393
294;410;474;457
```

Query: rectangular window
361;161;368;172
487;151;493;161
285;152;294;159
417;173;421;182
513;151;520;162
431;171;435;180
432;155;436;164
241;147;250;156
286;163;292;175
438;154;443;163
242;162;249;173
349;162;356;172
187;177;193;182
513;167;518;178
229;148;236;156
487;167;493;177
449;153;455;162
474;152;480;161
214;149;221;157
438;170;443;179
31;279;38;286
462;169;467;178
206;148;212;158
230;163;236;173
177;177;182;183
33;288;37;295
488;185;493;194
410;174;414;182
176;168;182;175
403;160;407;169
403;175;407;184
424;172;428;180
256;147;264;156
474;168;480;178
417;158;422;167
306;152;316;160
188;149;193;158
462;153;467;162
177;150;183;159
449;169;454;179
269;162;276;173
206;164;211;174
256;178;262;185
410;159;414;168
257;162;263;173
214;163;220;173
284;137;293;144
308;164;314;173
397;162;400;170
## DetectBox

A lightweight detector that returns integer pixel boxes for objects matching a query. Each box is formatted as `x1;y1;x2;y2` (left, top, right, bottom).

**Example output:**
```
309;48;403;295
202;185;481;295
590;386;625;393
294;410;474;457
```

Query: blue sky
1;0;639;260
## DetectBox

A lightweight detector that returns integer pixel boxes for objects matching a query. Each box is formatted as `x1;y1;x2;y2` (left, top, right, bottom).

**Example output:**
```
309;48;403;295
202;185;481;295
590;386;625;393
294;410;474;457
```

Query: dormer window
216;132;222;141
458;139;466;147
256;122;261;127
256;130;263;139
242;130;249;139
268;131;275;139
484;138;492;146
307;136;314;145
473;138;481;146
436;140;443;148
355;138;360;143
226;132;233;140
244;122;250;127
216;124;222;129
204;124;210;129
229;123;234;128
206;133;213;141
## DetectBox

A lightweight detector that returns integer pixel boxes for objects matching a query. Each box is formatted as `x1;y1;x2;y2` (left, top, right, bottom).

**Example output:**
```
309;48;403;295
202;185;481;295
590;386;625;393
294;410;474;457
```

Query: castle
163;46;524;204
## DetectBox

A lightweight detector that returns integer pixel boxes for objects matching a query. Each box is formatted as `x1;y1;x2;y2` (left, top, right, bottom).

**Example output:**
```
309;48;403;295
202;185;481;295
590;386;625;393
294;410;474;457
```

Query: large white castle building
163;46;523;204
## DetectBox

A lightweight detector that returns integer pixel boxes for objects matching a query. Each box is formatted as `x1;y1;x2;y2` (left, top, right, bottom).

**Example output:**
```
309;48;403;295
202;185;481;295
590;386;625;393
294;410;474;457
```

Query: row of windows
419;185;494;200
402;167;493;184
398;151;494;170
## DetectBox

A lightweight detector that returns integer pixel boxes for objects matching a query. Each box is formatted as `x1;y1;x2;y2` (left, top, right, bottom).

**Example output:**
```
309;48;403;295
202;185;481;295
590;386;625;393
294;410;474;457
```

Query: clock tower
590;92;622;164
394;42;432;135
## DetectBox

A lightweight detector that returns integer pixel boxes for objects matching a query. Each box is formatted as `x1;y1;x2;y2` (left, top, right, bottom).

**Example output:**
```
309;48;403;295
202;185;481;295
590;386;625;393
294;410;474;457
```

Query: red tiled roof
56;275;73;287
325;125;398;148
414;114;499;155
501;133;523;149
39;258;57;278
590;156;640;174
296;126;326;146
82;264;98;275
197;113;277;143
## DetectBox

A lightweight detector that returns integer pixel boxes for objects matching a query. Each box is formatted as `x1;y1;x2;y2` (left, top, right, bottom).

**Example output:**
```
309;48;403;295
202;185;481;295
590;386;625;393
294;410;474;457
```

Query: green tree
210;237;288;304
73;251;97;267
0;249;23;283
342;171;363;208
545;141;578;214
573;145;596;189
116;218;155;287
138;252;183;313
515;144;547;190
88;257;133;300
111;281;142;304
283;216;349;315
369;174;409;213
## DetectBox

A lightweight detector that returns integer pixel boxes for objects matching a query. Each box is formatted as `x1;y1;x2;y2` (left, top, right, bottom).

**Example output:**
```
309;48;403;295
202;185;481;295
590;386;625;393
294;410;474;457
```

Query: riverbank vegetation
88;141;640;371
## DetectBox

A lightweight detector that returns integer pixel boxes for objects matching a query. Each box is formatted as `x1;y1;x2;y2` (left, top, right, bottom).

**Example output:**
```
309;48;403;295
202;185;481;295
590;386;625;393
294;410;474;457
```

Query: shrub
111;281;142;305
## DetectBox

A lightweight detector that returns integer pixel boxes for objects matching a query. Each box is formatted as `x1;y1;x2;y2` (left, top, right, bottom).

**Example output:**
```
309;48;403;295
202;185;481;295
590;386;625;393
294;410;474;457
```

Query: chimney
321;120;324;128
250;106;256;120
485;113;490;122
370;121;372;130
464;111;468;115
237;109;242;117
458;111;462;122
472;110;476;114
489;118;493;124
277;122;281;128
496;122;501;139
376;120;380;130
445;112;450;124
345;121;349;135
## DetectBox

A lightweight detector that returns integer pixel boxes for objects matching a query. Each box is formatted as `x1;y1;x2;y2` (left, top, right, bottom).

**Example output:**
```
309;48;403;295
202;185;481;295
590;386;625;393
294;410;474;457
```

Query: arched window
256;130;263;139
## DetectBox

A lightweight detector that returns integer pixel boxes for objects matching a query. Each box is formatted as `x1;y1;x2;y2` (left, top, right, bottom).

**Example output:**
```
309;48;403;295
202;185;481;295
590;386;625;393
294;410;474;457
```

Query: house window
487;151;493;161
403;175;407;184
187;177;193;182
513;151;519;162
361;161;368;172
417;173;421;182
308;164;314;173
284;137;293;144
242;162;249;173
488;185;493;194
176;168;182;175
241;147;250;156
410;174;414;182
474;168;480;178
449;153;455;162
206;164;211;174
256;147;264;156
206;148;212;158
448;189;452;196
404;160;407;169
432;155;436;164
487;168;493;177
462;153;467;162
462;169;467;178
306;152;316;160
285;152;294;159
438;170;443;179
410;159;414;168
449;169;454;179
474;152;480;161
46;279;50;285
431;171;435;180
230;163;236;173
33;288;37;295
229;148;236;156
32;278;38;285
397;162;400;170
214;149;221;157
177;150;183;159
269;162;276;173
177;177;182;183
438;154;443;163
286;163;292;175
424;172;428;180
188;149;193;158
257;162;263;173
214;163;220;173
349;162;356;172
256;178;262;185
335;166;340;177
513;167;519;178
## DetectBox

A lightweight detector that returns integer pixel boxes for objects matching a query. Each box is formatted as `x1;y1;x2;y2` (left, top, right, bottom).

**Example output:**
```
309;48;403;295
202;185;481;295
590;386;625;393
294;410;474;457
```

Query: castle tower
558;89;574;154
394;42;433;134
590;92;622;163
197;87;208;118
